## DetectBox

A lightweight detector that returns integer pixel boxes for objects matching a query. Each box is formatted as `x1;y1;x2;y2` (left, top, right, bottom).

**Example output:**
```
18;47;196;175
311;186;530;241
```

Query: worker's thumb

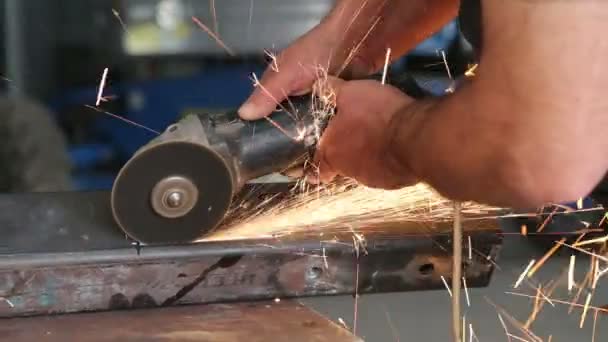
239;68;316;120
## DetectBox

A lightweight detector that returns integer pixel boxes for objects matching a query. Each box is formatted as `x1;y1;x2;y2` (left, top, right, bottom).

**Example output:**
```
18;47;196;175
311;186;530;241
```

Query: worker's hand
238;0;459;120
237;22;369;121
310;77;416;189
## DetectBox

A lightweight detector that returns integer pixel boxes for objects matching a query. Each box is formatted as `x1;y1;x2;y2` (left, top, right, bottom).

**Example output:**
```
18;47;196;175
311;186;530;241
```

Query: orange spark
527;238;566;277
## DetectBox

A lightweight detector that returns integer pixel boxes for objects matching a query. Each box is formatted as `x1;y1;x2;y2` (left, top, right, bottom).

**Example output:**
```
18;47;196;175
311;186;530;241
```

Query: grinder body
111;96;324;244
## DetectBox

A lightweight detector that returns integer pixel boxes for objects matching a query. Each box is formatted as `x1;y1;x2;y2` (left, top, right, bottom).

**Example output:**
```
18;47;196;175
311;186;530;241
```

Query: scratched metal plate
0;300;362;342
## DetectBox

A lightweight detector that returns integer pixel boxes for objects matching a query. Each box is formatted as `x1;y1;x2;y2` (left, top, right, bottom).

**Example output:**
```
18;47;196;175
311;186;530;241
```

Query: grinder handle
202;95;320;186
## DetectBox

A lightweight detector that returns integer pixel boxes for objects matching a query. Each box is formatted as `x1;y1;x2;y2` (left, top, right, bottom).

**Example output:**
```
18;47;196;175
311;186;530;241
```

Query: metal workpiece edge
0;230;501;318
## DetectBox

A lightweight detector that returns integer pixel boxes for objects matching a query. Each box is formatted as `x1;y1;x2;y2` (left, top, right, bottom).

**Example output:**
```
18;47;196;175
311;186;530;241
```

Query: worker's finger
238;63;316;120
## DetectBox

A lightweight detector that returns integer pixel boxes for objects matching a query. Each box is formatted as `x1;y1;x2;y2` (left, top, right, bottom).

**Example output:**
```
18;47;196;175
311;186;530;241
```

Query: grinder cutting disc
111;141;234;244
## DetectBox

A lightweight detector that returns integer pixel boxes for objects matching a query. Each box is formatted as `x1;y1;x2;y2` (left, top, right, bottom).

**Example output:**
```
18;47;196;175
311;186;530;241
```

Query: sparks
580;293;593;328
95;68;109;106
441;275;453;298
192;16;235;56
463;277;471;307
515;260;536;289
264;49;280;73
85;105;160;135
569;255;576;292
527;238;566;277
210;0;218;34
577;197;584;210
497;313;512;342
337;317;349;330
381;47;391;85
111;9;130;35
0;297;14;308
573;234;608;247
464;63;478;78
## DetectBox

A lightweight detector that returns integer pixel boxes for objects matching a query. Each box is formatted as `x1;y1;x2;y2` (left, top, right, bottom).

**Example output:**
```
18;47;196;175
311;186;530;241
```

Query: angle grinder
111;72;437;244
111;95;328;244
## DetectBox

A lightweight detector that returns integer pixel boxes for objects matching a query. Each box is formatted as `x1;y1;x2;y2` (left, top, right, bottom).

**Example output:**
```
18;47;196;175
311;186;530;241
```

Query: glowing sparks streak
527;238;566;277
558;241;608;263
95;68;109;106
521;224;528;236
338;16;381;77
592;256;600;289
580;293;592;328
592;310;599;342
337;317;349;330
381;48;391;85
452;201;463;341
85;105;160;135
0;297;14;308
577;197;584;210
487;298;543;342
111;9;130;35
537;207;558;233
322;247;328;269
192;16;235;56
468;235;473;260
514;260;536;289
383;308;400;342
210;0;218;34
264;49;280;73
507;334;533;342
462;315;466;342
497;313;513;342
441;275;453;298
440;50;453;80
462;277;471;307
569;255;577;292
506;292;608;314
599;212;608;227
573;234;608;247
464;63;478;78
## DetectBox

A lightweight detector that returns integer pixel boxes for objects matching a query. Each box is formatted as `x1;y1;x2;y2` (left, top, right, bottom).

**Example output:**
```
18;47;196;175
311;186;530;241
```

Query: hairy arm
389;1;608;208
326;0;460;76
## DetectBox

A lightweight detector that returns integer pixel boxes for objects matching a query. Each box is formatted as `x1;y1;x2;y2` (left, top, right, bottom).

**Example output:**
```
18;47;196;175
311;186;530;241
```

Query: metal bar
0;189;502;318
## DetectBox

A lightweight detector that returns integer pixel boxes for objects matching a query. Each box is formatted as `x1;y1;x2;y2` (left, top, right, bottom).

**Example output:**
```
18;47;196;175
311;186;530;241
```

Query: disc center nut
151;175;199;218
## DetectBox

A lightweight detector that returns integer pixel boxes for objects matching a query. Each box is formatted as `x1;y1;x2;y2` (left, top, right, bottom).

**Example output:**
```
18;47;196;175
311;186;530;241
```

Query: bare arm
389;1;608;207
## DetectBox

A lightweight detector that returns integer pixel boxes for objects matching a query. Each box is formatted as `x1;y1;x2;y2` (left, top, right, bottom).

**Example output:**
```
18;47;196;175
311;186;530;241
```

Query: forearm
324;0;460;76
388;1;608;207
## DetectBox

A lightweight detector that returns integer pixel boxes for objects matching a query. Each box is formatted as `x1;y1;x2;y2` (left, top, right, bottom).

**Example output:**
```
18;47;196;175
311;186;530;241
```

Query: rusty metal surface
0;190;503;318
1;300;362;342
0;230;501;318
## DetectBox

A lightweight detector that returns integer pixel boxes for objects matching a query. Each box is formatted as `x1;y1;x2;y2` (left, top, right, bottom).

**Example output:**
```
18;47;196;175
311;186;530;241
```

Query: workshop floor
305;236;608;341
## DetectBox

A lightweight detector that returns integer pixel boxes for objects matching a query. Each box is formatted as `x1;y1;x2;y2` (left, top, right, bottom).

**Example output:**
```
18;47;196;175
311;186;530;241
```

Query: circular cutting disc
111;141;234;244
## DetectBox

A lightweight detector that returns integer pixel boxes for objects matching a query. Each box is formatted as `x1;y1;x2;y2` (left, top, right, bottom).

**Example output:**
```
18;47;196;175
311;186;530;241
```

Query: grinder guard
111;96;325;244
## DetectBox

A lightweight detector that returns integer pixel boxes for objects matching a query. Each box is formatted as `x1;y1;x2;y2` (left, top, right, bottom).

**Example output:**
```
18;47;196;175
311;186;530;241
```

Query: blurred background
0;0;473;193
